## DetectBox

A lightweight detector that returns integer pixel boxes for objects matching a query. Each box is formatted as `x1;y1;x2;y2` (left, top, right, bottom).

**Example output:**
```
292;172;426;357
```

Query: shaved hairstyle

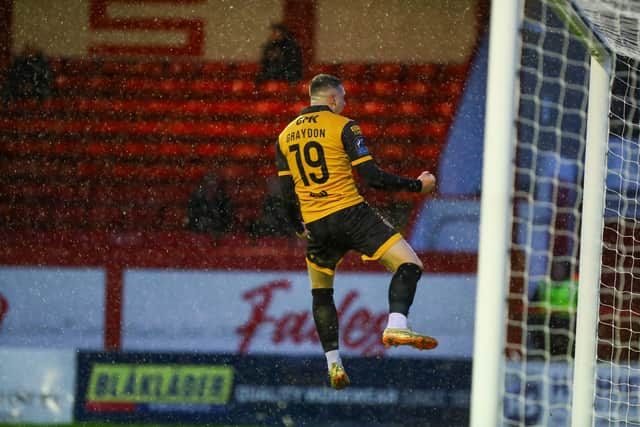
309;74;343;97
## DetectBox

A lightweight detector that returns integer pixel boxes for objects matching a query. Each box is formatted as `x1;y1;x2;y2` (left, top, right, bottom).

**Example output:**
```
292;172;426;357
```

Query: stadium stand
0;59;469;235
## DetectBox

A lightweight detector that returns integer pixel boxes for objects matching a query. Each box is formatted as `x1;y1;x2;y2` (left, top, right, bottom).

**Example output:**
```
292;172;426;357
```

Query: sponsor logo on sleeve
354;136;369;156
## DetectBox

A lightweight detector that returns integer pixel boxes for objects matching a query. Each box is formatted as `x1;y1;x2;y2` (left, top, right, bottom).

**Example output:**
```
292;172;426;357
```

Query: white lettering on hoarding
234;385;398;405
0;348;76;424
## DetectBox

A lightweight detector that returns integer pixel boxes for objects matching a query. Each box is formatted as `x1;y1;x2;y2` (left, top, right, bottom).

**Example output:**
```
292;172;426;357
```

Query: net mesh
503;1;589;424
594;54;640;425
502;0;640;425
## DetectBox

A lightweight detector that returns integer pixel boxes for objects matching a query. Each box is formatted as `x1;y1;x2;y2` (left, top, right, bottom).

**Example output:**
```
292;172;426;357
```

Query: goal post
470;0;523;426
471;0;615;425
571;53;611;427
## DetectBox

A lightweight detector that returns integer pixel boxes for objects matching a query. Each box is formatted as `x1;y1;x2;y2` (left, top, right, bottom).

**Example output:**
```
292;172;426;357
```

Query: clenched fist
417;171;436;194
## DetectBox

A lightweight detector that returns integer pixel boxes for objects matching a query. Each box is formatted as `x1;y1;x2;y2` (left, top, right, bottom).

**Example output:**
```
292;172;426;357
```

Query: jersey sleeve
275;141;291;176
341;121;373;167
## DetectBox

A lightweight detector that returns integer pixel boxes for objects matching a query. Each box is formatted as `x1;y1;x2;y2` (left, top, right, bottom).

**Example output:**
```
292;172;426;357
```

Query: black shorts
305;202;401;275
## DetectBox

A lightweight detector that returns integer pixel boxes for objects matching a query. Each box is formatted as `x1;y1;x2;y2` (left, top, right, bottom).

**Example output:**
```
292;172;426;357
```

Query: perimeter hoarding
75;351;471;426
0;348;76;424
0;267;105;349
122;269;476;358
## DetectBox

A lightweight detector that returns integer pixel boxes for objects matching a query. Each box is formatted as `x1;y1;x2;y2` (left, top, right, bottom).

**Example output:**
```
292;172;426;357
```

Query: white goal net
474;0;640;426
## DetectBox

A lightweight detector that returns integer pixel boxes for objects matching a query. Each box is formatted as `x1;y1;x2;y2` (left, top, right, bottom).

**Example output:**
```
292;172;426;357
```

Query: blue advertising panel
75;351;471;426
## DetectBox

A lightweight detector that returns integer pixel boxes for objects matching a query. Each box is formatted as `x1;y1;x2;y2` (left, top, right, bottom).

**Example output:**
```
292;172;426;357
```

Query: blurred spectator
249;177;291;237
530;259;578;356
1;45;53;103
187;173;233;238
256;23;303;83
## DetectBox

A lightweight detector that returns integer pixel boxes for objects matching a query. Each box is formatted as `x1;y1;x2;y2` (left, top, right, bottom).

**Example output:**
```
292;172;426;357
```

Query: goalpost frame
571;52;611;427
471;0;611;425
470;0;523;425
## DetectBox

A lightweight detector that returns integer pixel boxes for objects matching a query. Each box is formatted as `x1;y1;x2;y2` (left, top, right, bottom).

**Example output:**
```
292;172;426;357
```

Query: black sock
312;288;339;352
388;263;422;316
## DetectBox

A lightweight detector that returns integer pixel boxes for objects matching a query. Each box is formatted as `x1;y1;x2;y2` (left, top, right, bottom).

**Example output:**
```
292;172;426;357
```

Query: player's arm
342;121;435;193
275;142;305;235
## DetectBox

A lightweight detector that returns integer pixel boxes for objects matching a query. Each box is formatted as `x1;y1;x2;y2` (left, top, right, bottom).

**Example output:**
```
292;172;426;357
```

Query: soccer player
276;74;438;390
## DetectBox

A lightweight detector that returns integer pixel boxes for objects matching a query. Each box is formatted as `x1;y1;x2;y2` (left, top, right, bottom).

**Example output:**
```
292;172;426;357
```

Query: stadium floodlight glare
470;0;640;425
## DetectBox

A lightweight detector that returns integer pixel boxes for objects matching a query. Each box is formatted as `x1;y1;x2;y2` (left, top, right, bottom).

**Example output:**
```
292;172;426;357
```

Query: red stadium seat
307;63;336;76
419;121;449;140
101;60;128;75
437;80;465;97
257;163;276;178
190;79;227;95
377;143;407;162
413;143;441;161
168;61;200;77
429;101;456;120
219;163;252;181
177;99;216;116
63;58;99;76
289;100;308;115
259;80;290;96
130;61;165;77
254;100;286;115
201;62;230;78
358;122;380;137
229;79;256;96
443;63;469;80
401;81;433;98
158;143;193;158
370;81;396;97
121;206;163;230
386;123;415;139
406;63;440;81
52;205;87;228
371;63;404;81
76;161;101;179
293;81;309;97
238;122;275;138
87;142;115;157
361;101;387;116
341;80;366;97
195;142;226;158
211;100;245;116
338;63;370;79
397;101;424;117
160;206;188;229
88;206;123;228
228;143;262;161
233;62;260;79
86;76;113;92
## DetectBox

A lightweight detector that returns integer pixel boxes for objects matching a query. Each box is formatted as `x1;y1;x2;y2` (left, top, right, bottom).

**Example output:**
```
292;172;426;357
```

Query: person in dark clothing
1;45;53;103
256;23;303;83
187;173;233;238
249;177;291;237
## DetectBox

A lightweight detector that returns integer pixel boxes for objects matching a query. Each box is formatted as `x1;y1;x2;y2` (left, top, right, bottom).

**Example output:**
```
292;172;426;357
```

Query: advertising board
75;351;471;426
0;267;105;348
0;348;76;424
122;269;476;358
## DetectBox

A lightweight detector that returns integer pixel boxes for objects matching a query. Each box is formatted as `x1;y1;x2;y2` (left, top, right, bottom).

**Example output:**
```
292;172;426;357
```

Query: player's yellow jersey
276;105;373;223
